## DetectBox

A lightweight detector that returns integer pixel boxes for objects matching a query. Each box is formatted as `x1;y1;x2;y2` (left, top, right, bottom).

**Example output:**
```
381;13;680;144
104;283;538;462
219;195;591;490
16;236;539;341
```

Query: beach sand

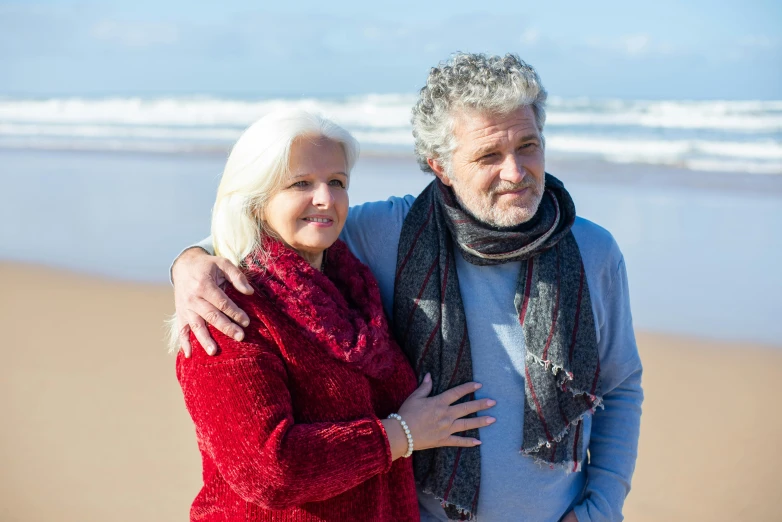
1;262;779;522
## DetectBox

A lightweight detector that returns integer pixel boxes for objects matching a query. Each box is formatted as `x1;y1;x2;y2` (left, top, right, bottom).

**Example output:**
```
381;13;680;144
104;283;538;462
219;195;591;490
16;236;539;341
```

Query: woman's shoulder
181;283;283;364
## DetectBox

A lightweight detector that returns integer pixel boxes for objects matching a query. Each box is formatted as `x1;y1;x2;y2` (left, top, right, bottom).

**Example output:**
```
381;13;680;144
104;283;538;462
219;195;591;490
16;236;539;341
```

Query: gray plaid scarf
393;174;602;520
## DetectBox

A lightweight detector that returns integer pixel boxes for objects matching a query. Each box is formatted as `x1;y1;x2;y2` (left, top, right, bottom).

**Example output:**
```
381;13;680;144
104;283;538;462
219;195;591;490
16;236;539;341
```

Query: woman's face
264;136;349;262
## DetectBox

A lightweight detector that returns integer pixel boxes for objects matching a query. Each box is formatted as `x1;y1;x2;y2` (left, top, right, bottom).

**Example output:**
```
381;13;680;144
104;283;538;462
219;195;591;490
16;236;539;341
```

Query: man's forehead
452;106;540;147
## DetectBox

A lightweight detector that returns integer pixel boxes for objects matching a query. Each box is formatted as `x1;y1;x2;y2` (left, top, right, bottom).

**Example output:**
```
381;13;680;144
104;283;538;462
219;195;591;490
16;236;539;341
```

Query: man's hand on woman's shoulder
172;247;254;358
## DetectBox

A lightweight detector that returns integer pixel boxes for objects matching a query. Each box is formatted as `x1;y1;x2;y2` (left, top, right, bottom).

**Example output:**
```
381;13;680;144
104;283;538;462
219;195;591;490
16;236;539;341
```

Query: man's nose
312;182;334;207
499;154;525;183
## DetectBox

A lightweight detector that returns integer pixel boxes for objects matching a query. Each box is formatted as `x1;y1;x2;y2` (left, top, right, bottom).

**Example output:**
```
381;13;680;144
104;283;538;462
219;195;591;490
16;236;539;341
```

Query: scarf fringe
417;483;476;521
521;395;605;460
524;457;584;474
526;352;574;381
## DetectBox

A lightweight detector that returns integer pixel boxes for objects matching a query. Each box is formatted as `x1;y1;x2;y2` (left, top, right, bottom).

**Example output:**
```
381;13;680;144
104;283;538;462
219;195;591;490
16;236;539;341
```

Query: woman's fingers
441;435;482;448
448;398;496;420
410;373;433;399
450;415;496;434
437;381;482;406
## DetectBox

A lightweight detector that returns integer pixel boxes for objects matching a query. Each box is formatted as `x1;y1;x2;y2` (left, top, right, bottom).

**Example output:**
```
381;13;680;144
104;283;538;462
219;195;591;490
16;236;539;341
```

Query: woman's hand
384;373;496;460
172;247;254;357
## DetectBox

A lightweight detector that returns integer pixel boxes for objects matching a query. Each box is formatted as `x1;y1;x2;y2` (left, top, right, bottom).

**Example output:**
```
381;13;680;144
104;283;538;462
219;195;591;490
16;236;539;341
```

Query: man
172;53;643;522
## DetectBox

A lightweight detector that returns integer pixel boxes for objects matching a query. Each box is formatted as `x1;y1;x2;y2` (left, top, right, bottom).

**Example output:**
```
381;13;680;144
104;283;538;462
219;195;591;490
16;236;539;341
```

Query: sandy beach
1;262;780;522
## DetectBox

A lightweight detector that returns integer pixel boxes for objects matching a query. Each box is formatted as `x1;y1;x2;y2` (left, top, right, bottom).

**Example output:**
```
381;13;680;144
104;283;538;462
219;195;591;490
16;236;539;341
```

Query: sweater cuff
372;415;395;474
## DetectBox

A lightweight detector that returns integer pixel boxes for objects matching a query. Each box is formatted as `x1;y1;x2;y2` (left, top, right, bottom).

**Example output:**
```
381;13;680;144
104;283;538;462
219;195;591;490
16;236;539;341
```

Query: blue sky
0;0;780;99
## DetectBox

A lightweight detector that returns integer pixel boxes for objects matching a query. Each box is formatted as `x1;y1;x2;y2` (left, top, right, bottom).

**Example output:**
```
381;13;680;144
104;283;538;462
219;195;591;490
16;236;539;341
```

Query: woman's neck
298;250;324;272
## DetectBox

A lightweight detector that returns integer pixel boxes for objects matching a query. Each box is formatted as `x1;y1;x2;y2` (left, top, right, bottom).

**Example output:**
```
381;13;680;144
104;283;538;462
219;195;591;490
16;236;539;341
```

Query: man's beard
451;179;545;228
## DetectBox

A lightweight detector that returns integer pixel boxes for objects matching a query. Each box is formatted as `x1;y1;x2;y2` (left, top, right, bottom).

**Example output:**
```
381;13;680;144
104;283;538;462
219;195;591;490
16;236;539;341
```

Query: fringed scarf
393;174;602;520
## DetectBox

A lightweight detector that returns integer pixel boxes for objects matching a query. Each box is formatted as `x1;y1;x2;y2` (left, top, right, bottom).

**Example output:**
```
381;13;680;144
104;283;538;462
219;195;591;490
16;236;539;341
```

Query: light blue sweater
340;196;643;522
190;195;643;522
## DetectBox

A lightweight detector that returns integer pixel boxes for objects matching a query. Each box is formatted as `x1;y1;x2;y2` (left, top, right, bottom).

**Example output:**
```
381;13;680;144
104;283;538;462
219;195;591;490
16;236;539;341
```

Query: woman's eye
329;179;346;188
290;180;309;188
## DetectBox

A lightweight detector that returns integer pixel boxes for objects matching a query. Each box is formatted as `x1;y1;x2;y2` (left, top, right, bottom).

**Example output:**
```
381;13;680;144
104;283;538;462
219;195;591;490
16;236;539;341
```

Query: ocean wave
546;135;782;161
0;95;779;173
1;95;780;133
0;122;241;141
0;95;417;129
545;135;782;174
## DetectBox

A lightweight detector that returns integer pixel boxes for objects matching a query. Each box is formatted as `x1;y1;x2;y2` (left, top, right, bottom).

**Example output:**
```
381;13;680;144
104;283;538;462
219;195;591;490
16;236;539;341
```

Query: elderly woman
172;109;495;521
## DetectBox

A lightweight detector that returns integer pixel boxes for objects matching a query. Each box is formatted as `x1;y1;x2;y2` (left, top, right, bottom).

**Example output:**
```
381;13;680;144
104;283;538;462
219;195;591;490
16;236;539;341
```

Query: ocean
1;95;781;174
0;95;780;346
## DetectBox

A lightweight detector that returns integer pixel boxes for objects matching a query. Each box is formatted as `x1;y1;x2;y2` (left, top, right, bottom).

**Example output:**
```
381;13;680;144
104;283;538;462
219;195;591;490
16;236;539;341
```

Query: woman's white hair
211;108;358;267
167;108;359;353
411;52;548;174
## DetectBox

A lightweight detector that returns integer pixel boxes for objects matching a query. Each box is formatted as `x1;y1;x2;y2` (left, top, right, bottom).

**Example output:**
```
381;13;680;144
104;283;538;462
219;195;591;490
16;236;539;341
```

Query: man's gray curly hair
411;52;548;174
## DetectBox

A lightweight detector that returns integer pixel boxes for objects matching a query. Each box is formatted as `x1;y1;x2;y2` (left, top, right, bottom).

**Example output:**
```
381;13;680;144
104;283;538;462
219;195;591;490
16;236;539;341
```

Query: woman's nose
311;182;334;207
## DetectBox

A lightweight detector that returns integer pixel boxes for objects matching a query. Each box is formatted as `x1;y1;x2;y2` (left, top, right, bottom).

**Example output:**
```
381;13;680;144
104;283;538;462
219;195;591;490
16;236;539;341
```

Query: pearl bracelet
387;413;414;458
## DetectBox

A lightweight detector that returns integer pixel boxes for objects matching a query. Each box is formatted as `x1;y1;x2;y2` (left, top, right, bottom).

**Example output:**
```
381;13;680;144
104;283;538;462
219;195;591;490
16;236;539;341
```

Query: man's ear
427;158;452;186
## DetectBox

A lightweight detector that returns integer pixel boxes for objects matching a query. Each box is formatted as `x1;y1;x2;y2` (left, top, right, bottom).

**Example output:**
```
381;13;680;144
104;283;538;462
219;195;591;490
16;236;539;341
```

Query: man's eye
479;153;498;161
329;179;346;188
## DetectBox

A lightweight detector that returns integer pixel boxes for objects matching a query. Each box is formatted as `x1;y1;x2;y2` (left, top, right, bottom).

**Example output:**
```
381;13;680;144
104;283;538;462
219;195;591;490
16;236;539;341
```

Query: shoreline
2;146;781;195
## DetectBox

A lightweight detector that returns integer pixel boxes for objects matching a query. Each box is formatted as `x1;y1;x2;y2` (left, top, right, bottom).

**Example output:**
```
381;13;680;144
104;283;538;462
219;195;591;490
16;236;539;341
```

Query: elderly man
171;53;643;522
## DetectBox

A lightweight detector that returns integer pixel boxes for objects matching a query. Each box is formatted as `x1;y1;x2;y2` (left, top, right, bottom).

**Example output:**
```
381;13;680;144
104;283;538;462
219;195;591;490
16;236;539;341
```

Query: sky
0;0;780;99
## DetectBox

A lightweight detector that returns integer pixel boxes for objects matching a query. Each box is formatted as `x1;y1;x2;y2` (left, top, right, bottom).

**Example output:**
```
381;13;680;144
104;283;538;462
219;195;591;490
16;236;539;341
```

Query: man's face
431;105;546;228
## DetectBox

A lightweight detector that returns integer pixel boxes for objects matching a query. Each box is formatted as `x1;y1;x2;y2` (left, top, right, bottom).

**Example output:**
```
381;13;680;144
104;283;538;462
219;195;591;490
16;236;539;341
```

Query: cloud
621;34;650;56
91;20;179;48
520;28;540;46
584;33;677;58
739;35;779;50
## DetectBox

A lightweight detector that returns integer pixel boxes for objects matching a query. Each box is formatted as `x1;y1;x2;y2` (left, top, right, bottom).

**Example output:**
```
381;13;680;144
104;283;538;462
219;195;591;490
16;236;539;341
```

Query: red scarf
244;238;398;381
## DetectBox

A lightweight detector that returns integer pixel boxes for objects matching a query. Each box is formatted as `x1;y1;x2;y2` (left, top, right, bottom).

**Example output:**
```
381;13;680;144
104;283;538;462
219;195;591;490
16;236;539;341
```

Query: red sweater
177;240;420;521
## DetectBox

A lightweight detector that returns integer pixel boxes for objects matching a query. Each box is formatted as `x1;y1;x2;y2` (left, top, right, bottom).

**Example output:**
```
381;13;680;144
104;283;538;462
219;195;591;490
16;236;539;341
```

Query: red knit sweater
177;240;420;521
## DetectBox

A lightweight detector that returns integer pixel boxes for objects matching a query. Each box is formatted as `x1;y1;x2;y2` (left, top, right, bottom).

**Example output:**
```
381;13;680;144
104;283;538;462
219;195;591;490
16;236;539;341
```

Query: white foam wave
0;95;417;130
546;135;782;161
546;98;782;132
684;159;782;175
1;95;780;173
1;96;780;133
546;135;782;174
0;123;241;141
0;137;225;154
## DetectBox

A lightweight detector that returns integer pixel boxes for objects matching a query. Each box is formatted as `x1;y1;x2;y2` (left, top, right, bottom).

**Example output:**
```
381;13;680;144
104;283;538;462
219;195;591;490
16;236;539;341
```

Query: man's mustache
489;180;540;195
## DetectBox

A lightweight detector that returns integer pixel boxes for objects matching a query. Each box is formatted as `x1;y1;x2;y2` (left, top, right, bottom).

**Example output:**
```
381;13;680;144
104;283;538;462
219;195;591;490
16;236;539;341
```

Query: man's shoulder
343;195;417;245
571;217;625;292
340;195;418;274
349;194;417;220
572;216;622;260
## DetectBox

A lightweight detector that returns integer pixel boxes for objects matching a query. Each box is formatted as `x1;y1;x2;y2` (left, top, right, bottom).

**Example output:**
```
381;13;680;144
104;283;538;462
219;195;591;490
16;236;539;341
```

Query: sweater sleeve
176;327;394;510
572;257;644;522
168;237;215;283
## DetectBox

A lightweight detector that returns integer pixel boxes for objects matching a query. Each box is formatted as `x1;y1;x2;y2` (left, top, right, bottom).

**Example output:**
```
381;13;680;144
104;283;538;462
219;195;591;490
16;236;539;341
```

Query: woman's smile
302;215;335;227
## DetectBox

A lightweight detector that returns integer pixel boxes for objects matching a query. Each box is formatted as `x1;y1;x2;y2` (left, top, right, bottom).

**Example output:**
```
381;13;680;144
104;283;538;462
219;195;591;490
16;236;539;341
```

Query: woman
172;109;495;521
